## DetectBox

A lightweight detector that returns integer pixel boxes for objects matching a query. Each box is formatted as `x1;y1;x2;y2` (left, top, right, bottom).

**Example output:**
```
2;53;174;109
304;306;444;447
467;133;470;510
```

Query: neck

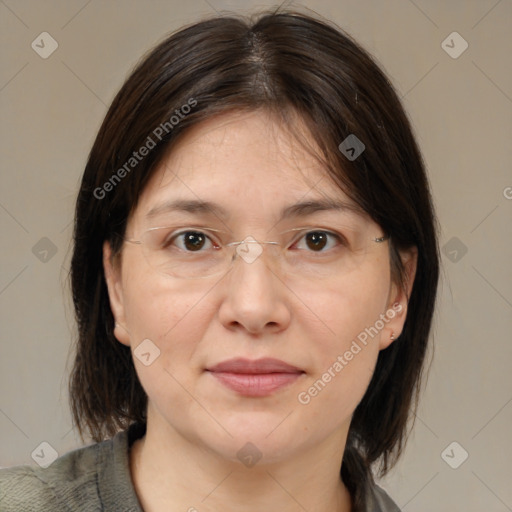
129;416;353;512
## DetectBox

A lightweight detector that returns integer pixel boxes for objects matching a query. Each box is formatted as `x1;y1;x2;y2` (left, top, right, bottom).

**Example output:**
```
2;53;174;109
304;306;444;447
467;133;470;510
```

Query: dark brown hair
69;7;439;509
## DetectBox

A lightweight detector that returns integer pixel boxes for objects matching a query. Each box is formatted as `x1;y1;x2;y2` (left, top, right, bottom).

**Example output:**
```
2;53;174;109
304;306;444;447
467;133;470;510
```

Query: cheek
120;259;213;363
295;268;389;415
299;266;390;351
121;271;214;412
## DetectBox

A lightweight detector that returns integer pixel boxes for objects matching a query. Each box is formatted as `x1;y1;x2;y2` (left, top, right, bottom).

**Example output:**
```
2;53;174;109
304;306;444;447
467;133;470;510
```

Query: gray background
1;1;511;511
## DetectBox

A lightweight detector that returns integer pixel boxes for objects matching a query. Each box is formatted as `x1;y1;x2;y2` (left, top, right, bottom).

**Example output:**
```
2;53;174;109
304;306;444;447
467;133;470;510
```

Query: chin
197;418;308;466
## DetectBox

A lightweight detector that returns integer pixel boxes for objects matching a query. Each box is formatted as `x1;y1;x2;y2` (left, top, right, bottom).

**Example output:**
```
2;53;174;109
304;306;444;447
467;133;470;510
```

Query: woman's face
104;110;414;465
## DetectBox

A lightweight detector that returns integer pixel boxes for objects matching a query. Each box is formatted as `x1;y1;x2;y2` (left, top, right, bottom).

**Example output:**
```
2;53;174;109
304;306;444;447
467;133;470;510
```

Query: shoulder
0;438;103;512
365;482;401;512
0;425;146;512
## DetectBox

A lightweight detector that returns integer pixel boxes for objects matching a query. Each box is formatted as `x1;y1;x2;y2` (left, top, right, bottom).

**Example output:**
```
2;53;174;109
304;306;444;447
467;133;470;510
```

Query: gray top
0;423;401;511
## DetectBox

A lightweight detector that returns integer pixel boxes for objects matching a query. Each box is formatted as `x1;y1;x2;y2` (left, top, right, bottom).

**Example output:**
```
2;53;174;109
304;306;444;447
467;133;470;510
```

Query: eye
292;230;346;252
167;230;217;252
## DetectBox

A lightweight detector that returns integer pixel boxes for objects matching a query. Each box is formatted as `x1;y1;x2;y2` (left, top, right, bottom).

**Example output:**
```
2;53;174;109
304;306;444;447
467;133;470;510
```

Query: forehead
131;110;365;227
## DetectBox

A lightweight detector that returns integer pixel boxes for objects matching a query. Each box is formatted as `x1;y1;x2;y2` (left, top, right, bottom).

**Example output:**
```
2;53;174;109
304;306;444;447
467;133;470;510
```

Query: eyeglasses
122;225;389;279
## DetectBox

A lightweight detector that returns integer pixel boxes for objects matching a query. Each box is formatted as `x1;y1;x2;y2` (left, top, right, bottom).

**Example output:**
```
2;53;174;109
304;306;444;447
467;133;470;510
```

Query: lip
206;358;305;397
207;357;303;374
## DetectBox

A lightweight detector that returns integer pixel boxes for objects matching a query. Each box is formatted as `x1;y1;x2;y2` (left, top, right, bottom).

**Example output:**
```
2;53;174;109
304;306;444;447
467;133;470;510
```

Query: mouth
205;357;305;397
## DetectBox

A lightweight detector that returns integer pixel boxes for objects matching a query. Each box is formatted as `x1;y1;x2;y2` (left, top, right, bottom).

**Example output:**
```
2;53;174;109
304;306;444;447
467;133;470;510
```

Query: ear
103;240;131;346
379;246;418;350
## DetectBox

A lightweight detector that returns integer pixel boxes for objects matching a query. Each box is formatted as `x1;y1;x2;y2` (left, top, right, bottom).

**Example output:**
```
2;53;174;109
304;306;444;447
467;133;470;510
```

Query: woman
0;8;439;512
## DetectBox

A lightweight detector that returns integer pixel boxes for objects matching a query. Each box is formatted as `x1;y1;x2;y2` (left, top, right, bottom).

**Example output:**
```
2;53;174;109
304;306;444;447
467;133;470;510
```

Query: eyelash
165;229;348;252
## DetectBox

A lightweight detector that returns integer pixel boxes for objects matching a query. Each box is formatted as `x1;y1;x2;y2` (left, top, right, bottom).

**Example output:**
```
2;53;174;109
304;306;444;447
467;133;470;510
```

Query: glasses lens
139;226;387;279
276;228;378;278
141;227;229;278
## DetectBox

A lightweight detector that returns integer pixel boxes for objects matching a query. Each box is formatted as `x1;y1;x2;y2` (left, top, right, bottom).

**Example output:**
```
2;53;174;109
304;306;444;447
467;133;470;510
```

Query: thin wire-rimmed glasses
122;225;389;279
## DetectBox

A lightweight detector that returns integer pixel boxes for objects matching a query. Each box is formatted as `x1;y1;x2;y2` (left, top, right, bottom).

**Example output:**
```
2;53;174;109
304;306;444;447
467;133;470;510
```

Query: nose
217;242;291;335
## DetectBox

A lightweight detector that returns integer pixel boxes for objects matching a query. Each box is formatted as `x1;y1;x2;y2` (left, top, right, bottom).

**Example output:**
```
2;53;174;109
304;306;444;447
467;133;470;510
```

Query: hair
69;7;439;510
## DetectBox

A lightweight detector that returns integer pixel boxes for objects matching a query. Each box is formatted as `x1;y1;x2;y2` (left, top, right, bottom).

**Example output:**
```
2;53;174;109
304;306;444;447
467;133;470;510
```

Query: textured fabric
0;423;401;511
368;484;402;512
0;422;145;512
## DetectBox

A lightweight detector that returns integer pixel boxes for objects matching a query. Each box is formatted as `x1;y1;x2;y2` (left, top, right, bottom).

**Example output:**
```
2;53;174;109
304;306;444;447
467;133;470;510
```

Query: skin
103;110;417;512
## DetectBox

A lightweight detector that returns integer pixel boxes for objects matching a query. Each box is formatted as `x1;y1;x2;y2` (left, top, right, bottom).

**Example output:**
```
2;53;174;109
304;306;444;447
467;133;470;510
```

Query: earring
390;332;395;341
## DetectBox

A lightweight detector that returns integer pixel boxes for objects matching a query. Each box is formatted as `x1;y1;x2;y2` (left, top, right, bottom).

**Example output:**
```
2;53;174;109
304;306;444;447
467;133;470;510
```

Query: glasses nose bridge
227;237;281;269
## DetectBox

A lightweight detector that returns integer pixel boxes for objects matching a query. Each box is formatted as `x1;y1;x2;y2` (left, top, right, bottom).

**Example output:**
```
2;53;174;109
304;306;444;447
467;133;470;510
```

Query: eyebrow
145;197;363;221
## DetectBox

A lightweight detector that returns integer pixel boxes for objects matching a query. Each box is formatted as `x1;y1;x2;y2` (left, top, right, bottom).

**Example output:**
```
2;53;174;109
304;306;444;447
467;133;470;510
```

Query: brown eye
183;232;206;251
294;230;342;252
171;231;213;252
305;232;328;251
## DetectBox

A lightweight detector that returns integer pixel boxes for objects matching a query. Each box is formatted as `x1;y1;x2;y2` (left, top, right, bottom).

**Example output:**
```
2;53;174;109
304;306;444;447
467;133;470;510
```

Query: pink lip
206;358;305;397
